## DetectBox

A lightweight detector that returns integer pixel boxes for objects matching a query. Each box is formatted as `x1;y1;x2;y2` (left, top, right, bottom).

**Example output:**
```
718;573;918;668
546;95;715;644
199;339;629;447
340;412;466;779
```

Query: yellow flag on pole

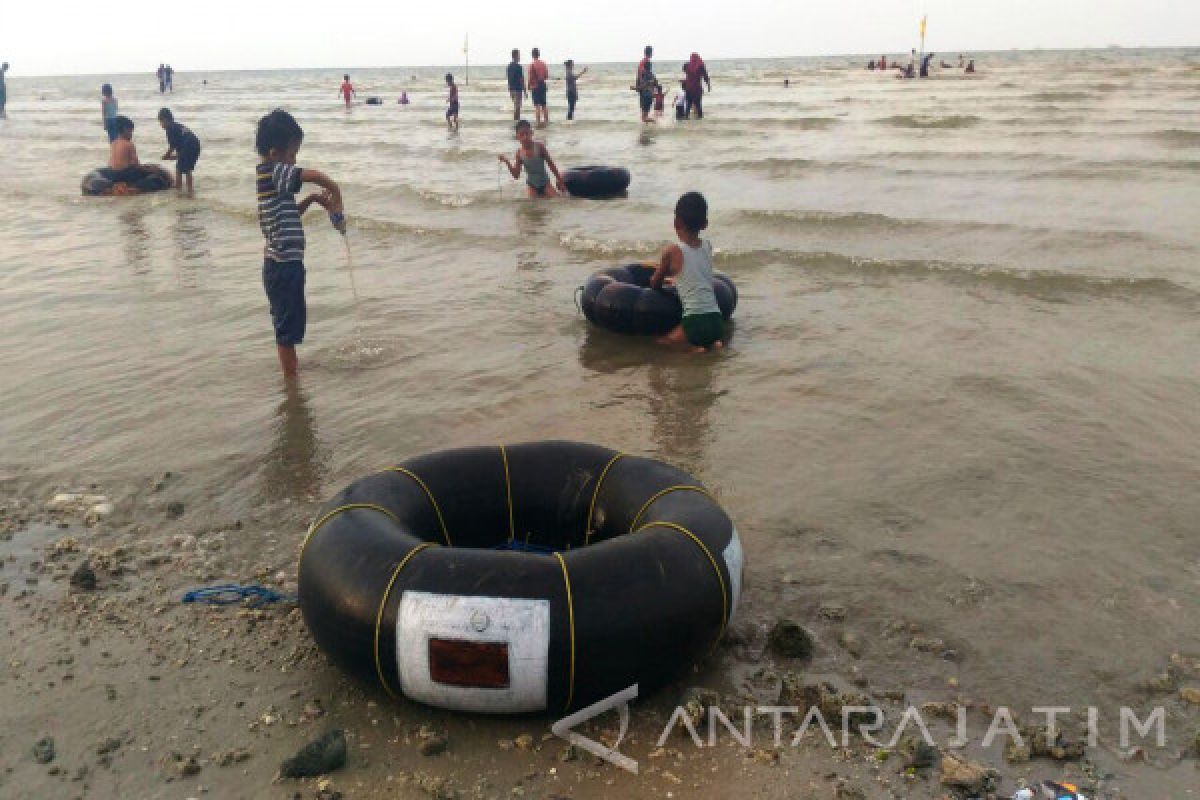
919;15;927;38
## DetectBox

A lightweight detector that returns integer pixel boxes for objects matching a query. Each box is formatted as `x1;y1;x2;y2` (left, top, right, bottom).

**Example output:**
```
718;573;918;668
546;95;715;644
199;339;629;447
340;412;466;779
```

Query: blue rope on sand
182;583;297;607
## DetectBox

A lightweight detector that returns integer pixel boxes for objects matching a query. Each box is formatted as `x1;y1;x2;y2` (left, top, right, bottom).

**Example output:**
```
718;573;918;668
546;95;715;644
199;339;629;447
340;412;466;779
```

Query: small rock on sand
278;730;347;779
767;619;814;659
1181;687;1200;705
33;736;56;764
70;562;97;591
418;732;448;757
166;501;186;519
818;602;847;622
939;751;996;793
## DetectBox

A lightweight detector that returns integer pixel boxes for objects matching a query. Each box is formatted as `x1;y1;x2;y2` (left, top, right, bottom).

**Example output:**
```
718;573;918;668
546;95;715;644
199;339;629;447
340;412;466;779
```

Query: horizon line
6;44;1195;80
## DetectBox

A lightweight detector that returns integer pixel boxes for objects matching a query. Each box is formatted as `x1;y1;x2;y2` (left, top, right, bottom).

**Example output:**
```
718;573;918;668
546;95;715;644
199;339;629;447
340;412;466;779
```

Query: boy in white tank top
649;192;725;352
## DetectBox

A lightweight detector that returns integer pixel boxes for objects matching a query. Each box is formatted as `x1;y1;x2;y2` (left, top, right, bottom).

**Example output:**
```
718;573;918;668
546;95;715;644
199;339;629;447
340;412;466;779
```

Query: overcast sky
3;0;1197;75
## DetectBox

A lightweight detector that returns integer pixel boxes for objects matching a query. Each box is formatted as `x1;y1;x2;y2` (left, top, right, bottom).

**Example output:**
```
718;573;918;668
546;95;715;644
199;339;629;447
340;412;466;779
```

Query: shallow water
2;48;1199;744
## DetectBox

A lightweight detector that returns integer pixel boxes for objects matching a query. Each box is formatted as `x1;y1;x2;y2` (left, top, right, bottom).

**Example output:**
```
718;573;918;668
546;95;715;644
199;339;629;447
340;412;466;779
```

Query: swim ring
580;263;737;336
563;166;631;199
81;166;173;197
298;441;742;714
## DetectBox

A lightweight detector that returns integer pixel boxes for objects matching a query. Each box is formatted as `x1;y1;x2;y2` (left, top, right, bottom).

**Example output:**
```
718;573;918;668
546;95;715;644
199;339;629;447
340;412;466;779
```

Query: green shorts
682;312;724;348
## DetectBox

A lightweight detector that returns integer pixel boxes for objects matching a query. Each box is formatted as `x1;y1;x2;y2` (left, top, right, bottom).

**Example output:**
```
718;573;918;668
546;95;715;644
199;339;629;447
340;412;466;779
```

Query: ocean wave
717;249;1196;303
880;114;981;129
1147;129;1200;146
728;208;1182;251
714;157;816;173
1029;90;1094;102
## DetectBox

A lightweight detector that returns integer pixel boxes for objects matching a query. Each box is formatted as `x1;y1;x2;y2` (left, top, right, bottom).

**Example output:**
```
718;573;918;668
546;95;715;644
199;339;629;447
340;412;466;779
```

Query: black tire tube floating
81;166;173;197
563;166;631;198
298;441;743;714
580;263;738;335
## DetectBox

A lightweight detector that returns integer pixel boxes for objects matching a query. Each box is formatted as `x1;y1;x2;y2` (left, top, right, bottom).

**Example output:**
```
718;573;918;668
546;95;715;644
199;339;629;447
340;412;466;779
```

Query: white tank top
676;240;720;316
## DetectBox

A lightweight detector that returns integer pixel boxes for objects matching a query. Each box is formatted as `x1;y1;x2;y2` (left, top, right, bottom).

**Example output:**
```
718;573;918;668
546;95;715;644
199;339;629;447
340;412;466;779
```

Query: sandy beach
2;47;1199;799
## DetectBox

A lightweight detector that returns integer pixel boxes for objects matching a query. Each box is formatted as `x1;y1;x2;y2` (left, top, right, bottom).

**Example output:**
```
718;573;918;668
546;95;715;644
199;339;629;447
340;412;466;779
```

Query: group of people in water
72;46;736;378
868;51;976;77
249;109;724;378
155;64;175;93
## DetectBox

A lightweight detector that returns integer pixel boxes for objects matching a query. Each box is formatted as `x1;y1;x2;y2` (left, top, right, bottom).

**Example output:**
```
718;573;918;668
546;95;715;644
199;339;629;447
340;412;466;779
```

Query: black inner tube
298;441;741;714
563;166;631;198
580;263;738;335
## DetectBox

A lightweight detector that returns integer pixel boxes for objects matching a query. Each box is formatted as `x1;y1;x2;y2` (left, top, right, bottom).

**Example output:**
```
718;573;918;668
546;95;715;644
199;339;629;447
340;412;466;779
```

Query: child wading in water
339;74;355;107
255;109;344;377
650;192;725;352
444;73;459;131
157;108;201;194
498;119;565;198
101;84;119;142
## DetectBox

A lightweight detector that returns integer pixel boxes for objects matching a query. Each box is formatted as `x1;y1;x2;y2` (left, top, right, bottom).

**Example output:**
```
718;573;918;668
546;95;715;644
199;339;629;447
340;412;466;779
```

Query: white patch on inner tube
396;591;550;713
723;527;744;619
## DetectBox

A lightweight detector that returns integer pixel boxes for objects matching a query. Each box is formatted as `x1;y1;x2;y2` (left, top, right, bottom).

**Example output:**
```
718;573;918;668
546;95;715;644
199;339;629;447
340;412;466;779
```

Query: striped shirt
256;161;305;263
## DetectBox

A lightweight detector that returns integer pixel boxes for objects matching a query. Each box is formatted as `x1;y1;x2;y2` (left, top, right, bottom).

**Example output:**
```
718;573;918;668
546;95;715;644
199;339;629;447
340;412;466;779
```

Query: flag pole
464;34;470;86
919;15;927;69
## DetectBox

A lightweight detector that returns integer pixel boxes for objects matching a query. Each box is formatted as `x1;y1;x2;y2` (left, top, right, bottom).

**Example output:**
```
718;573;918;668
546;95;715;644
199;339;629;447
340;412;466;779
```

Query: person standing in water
498;119;565;198
506;50;526;121
564;59;587;121
157;107;201;194
682;52;711;119
528;47;550;127
100;83;120;142
339;74;355;107
254;109;345;377
920;52;934;78
444;73;459;131
157;64;166;93
635;45;656;124
0;62;9;118
165;65;174;92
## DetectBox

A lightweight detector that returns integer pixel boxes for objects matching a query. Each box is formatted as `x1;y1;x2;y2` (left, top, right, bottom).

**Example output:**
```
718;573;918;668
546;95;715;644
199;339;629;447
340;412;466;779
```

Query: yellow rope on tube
373;543;435;698
627;485;717;534
553;552;577;712
500;445;515;542
635;520;729;637
299;503;400;571
384;467;452;546
584;453;624;545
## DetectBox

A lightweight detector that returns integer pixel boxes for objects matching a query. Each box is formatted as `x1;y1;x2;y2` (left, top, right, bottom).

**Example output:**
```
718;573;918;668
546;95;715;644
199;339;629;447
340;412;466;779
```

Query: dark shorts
446;101;459;118
177;141;201;173
682;312;724;348
104;119;120;142
531;85;547;106
639;91;653;113
263;259;306;346
528;182;548;196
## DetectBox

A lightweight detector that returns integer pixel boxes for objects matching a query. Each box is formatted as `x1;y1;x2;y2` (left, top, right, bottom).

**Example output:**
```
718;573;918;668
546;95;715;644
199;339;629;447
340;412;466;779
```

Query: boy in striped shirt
255;109;344;377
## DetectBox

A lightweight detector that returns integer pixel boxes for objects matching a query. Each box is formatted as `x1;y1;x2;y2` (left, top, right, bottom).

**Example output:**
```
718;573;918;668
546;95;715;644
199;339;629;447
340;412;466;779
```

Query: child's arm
299;169;343;213
541;145;565;192
649;245;682;289
498;151;523;179
297;190;332;216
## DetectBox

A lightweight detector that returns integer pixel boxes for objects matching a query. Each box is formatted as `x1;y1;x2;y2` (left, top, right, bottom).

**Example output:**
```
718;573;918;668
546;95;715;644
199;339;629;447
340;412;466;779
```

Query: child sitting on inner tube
498;119;566;198
649;192;725;353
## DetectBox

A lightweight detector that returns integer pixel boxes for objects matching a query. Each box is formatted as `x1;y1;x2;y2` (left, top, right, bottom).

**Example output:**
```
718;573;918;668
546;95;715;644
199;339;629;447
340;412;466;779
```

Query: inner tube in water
563;166;631;199
580;263;737;335
299;440;742;714
81;166;173;197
